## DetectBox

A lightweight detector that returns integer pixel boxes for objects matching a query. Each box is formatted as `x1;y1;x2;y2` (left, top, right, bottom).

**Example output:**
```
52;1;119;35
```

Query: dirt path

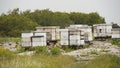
62;41;120;60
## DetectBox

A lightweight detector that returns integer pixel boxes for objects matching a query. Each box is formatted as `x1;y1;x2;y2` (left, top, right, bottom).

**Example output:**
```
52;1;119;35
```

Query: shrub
91;50;98;55
80;54;89;57
111;39;120;47
61;46;73;52
87;55;120;68
34;46;49;55
51;47;61;56
16;45;25;53
68;54;120;68
101;49;110;52
0;37;21;43
0;47;15;58
83;45;90;48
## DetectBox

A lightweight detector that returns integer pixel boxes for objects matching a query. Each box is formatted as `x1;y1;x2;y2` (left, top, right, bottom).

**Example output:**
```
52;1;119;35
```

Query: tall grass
0;37;21;43
0;54;75;68
0;47;16;58
68;54;120;68
0;46;75;68
0;46;120;68
111;39;120;47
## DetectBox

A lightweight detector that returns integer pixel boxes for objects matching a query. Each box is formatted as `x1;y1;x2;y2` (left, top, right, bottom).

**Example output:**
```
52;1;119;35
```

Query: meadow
0;38;120;68
0;46;120;68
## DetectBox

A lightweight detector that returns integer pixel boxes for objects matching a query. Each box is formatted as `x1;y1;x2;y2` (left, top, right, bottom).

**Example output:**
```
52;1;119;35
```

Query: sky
0;0;120;24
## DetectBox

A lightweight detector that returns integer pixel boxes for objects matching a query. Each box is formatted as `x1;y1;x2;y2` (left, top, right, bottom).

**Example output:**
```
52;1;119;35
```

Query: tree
0;8;105;37
0;14;38;37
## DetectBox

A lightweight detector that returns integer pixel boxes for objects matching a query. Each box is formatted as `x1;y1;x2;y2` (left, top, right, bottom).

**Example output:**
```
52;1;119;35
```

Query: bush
61;46;74;52
83;45;90;48
16;45;25;53
111;39;120;47
68;54;120;68
87;55;120;68
0;37;21;43
51;47;61;56
0;47;15;58
34;46;49;55
91;50;98;55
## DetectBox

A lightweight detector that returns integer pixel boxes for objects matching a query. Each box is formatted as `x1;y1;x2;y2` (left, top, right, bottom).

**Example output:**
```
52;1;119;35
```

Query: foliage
0;8;38;37
61;46;74;52
0;8;105;37
87;55;120;68
0;54;75;68
0;46;120;68
16;46;25;53
83;45;90;48
0;47;16;58
91;50;98;55
68;55;120;68
34;46;49;55
111;39;120;47
51;47;61;56
0;37;21;43
69;12;105;26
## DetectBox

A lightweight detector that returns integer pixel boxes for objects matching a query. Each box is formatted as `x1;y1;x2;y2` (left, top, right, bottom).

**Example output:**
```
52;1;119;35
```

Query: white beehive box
68;24;93;42
93;24;112;38
59;29;69;45
22;32;33;47
22;31;47;47
59;28;85;46
32;32;46;46
112;28;120;39
36;26;60;41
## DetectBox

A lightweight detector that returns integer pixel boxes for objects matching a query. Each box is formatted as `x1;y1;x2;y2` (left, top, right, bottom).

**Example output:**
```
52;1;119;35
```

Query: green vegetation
34;46;49;55
61;45;90;52
0;46;120;68
0;47;16;58
16;46;25;53
51;47;61;56
91;50;98;55
0;54;76;68
0;8;105;37
80;54;89;57
61;46;74;52
83;45;90;48
101;49;110;52
0;46;75;68
17;46;61;56
0;37;21;43
111;39;120;47
68;55;120;68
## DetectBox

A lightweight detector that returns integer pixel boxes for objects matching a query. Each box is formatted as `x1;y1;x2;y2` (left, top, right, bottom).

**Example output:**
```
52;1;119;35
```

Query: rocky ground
62;41;120;60
0;42;18;51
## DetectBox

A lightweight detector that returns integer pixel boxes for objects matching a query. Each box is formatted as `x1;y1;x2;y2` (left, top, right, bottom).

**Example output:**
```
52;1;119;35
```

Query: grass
0;37;120;68
68;54;120;68
0;46;120;68
61;46;74;52
80;54;89;57
83;45;90;48
91;50;98;55
111;39;120;47
0;47;16;58
0;54;76;68
0;46;76;68
0;37;21;43
101;49;110;52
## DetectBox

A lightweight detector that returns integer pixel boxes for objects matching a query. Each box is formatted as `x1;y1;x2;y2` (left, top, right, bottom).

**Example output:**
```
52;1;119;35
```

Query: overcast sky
0;0;120;24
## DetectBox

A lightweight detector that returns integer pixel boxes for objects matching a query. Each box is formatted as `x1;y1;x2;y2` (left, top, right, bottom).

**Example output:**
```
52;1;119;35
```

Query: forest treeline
0;8;105;37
